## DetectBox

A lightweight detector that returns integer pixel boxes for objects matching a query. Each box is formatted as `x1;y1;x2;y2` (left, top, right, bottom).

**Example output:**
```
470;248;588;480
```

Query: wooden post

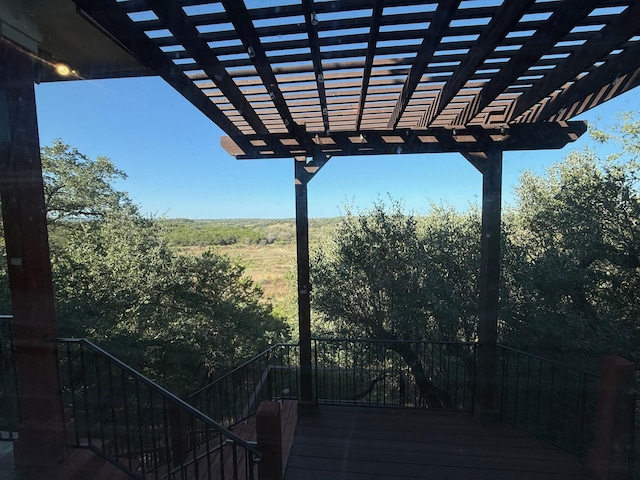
474;149;502;423
588;355;635;480
294;158;313;409
256;400;283;480
0;40;65;478
168;401;190;467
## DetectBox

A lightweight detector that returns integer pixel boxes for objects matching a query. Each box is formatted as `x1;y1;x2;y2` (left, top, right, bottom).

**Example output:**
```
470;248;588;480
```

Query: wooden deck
285;406;590;480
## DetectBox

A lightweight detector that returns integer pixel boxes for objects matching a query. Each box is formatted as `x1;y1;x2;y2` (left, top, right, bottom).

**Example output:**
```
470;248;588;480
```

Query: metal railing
0;315;19;440
58;338;261;480
498;345;600;457
187;343;299;429
313;338;476;411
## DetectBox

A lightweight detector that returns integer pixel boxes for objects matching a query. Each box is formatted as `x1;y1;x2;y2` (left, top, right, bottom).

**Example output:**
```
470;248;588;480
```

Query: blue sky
35;77;639;219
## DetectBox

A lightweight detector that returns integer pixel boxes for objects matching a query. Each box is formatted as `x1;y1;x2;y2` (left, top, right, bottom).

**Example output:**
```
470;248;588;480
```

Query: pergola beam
74;0;260;154
355;0;385;131
221;121;587;159
420;1;536;127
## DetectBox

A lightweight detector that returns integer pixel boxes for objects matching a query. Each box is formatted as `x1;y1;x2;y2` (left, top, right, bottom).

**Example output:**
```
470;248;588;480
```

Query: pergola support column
0;40;65;477
294;158;314;409
467;149;503;423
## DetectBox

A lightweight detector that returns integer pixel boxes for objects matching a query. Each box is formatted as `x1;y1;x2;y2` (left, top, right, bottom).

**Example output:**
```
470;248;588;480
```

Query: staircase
57;338;261;480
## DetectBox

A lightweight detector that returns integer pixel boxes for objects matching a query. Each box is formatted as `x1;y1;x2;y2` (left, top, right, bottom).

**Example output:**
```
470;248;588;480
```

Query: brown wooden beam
221;0;297;134
222;122;586;159
534;41;640;123
147;0;270;136
511;2;640;121
74;0;258;155
355;0;385;131
420;1;535;127
302;0;330;134
0;39;65;479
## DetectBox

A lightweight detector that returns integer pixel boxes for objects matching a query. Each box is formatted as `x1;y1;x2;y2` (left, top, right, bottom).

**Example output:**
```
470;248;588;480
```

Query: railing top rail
312;337;476;347
57;337;262;458
188;342;299;398
497;344;599;378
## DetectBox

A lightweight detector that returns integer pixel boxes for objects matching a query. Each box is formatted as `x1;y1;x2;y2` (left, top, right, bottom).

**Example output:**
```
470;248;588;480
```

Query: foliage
0;140;290;392
310;200;480;406
311;200;480;342
502;147;640;364
159;217;338;248
41;139;130;224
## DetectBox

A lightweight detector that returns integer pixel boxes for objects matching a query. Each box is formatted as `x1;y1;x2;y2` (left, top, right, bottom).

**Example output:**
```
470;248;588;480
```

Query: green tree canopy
502;148;640;364
311;200;480;342
1;140;290;392
42;139;131;224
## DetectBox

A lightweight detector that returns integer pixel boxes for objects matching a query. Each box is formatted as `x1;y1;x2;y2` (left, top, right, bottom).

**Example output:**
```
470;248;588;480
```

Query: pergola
1;0;640;477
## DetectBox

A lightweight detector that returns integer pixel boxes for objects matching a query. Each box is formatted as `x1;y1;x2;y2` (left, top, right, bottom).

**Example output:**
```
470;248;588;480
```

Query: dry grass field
167;218;338;322
217;243;297;300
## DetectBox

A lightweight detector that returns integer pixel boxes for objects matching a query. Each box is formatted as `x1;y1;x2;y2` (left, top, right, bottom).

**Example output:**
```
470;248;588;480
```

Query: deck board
285;406;589;480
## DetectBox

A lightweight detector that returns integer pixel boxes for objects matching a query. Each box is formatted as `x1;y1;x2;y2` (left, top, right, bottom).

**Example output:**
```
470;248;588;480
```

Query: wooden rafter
511;2;640;121
301;0;329;135
535;44;640;122
220;0;297;136
147;0;271;137
420;1;536;127
355;0;385;131
387;0;462;129
222;122;587;160
455;0;601;126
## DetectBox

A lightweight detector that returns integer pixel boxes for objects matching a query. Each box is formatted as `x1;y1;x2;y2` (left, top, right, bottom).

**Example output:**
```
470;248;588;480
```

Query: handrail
313;336;476;346
59;337;260;455
187;342;299;428
58;337;261;479
313;337;476;410
190;342;298;398
497;344;600;457
497;345;598;376
631;388;639;479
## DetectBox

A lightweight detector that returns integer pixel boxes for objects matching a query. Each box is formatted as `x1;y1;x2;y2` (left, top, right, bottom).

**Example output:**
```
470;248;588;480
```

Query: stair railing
57;338;261;480
187;343;299;428
498;345;600;457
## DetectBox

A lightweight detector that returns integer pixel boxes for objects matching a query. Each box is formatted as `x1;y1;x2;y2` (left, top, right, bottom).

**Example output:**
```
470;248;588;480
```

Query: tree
41;139;130;224
0;140;290;392
502;144;640;365
311;200;480;406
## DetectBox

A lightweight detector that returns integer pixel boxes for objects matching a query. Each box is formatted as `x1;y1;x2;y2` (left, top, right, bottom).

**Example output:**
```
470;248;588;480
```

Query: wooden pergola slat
387;0;462;129
511;2;640;121
456;0;602;126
